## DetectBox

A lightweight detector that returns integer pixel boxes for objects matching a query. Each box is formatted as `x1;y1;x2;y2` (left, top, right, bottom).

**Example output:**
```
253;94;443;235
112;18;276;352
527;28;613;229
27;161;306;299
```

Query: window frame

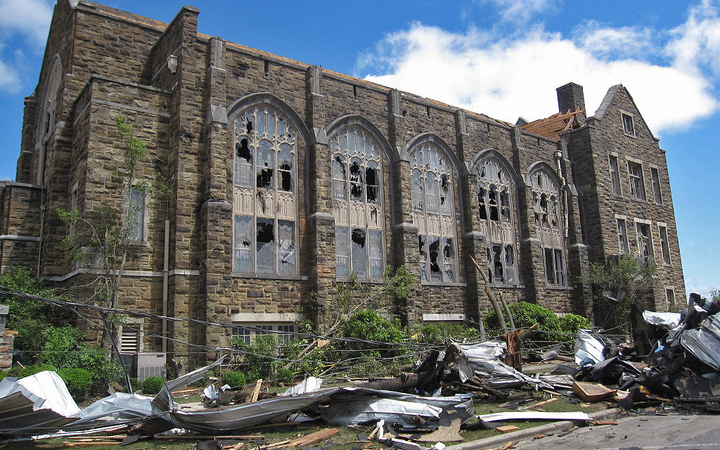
330;125;385;281
231;323;297;345
232;104;299;276
621;112;636;137
627;160;646;201
616;217;629;254
609;154;621;196
410;141;458;284
658;224;671;265
635;220;653;262
543;248;565;287
126;186;147;242
650;167;663;204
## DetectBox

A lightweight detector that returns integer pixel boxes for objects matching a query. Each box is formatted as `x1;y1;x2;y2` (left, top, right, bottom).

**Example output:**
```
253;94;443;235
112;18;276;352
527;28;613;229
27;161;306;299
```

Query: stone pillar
0;331;15;369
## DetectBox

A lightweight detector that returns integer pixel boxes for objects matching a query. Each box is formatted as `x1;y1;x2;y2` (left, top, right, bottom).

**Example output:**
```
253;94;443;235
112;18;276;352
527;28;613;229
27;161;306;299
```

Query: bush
221;371;246;388
57;368;93;400
338;309;405;359
559;314;592;336
484;301;561;335
273;366;294;384
141;376;164;394
41;326;122;392
6;363;57;379
411;322;482;344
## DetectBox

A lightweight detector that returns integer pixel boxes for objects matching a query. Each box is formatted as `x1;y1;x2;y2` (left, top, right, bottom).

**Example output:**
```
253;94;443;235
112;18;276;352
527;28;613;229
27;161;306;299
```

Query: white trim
0;235;40;242
633;217;652;225
231;312;301;322
422;313;466;322
46;268;200;282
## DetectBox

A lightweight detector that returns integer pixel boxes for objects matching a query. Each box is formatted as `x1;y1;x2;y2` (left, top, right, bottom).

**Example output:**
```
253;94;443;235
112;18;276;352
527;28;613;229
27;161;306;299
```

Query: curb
445;408;622;450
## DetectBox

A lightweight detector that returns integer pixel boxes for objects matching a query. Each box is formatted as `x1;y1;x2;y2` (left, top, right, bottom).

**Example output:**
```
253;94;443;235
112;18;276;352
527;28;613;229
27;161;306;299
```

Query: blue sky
0;0;717;299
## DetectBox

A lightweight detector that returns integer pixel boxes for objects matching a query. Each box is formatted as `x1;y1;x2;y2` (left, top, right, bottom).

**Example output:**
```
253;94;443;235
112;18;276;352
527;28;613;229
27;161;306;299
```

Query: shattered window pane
257;139;274;188
349;160;363;200
429;236;441;281
278;143;293;192
332;155;347;200
336;226;349;277
617;218;629;254
489;186;499;221
256;219;275;274
499;187;510;222
278;221;295;274
366;162;379;204
233;215;253;272
554;249;564;286
443;237;455;281
235;138;253;187
440;174;451;215
504;244;516;284
418;235;428;281
351;228;367;278
628;162;646;200
609;155;621;195
478;186;487;220
636;222;653;261
651;167;662;204
330;126;384;281
493;244;504;283
545;248;555;284
659;226;671;264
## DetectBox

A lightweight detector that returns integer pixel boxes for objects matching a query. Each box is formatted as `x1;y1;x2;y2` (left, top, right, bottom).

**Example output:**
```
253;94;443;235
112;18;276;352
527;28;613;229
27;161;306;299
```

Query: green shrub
40;326;122;392
484;301;561;335
57;368;93;400
221;371;246;388
6;363;57;379
558;313;592;336
411;322;482;344
273;367;294;384
338;309;405;359
141;376;164;394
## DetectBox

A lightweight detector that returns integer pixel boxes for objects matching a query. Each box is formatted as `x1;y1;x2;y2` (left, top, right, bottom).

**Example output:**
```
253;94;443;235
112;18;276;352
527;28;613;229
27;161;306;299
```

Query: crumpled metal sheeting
321;398;443;427
643;310;682;329
574;329;605;365
681;315;720;371
0;371;80;436
152;356;225;412
459;343;553;390
63;393;159;432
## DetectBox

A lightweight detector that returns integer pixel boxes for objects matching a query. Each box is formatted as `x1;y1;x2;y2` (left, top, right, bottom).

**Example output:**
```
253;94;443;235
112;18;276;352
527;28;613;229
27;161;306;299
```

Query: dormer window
621;112;635;136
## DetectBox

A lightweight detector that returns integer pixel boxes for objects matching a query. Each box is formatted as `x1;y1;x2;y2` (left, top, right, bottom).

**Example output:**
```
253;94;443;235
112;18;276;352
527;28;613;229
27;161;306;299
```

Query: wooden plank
496;425;520;433
247;379;263;404
266;428;339;448
523;397;558;410
572;381;615;403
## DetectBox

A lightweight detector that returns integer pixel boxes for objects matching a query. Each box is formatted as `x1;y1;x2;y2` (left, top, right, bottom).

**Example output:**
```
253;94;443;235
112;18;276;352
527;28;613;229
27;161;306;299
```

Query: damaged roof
521;107;584;140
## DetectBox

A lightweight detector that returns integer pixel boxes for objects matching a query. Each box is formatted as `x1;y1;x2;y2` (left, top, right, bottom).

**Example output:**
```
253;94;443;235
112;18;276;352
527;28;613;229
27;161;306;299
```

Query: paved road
513;414;720;450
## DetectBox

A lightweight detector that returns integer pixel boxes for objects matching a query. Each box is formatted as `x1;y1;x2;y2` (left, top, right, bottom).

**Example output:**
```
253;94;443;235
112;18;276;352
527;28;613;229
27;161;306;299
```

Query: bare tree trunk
470;256;507;334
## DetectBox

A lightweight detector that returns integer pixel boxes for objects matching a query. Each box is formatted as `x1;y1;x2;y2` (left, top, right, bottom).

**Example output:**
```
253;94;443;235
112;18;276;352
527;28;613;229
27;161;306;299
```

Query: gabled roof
520;107;584;140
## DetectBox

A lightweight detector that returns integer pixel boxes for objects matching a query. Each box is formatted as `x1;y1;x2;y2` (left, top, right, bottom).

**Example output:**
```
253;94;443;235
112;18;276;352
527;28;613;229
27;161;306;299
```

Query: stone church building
0;1;685;365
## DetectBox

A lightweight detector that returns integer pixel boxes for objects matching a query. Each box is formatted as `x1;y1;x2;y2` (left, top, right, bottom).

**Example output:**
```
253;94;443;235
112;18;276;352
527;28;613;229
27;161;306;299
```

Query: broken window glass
651;167;662;204
499;187;510;222
554;249;564;286
335;226;349;277
332;155;347;200
429;236;441;281
628;161;645;200
366;162;379;204
256;219;275;274
256;139;274;188
659;226;671;264
278;221;295;274
636;222;653;261
440;174;451;215
617;218;629;254
235;138;253;187
489;186;499;221
478;186;487;220
609;155;621;195
349;160;363;200
233;215;253;272
504;244;516;284
351;228;367;278
544;248;555;284
443;237;455;281
278;143;293;192
418;235;428;281
493;244;504;283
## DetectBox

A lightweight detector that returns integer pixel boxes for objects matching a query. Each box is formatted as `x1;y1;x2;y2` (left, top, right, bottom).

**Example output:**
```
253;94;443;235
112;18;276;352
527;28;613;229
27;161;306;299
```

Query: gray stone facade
2;1;686;365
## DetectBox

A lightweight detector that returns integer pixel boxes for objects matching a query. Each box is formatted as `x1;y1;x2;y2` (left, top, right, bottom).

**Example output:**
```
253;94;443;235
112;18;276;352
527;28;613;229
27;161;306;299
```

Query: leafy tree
584;255;656;330
0;267;66;361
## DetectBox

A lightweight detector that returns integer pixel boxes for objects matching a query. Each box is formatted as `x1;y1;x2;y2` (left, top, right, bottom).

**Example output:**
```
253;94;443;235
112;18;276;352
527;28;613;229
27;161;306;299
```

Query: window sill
488;284;525;289
336;277;385;285
420;281;467;287
232;273;308;281
545;285;572;291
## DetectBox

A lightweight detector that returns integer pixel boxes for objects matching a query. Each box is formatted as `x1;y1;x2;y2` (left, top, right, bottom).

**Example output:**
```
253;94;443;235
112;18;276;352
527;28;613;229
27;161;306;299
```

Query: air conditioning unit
137;352;166;382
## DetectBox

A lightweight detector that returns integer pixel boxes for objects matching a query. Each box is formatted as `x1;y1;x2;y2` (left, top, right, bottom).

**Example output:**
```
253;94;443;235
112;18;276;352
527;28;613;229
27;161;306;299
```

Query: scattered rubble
3;298;720;447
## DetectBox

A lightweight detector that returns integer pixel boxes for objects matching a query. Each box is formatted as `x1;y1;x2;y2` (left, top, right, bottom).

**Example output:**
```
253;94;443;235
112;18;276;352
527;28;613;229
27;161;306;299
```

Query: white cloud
477;0;556;24
574;21;656;61
360;17;718;135
0;0;53;49
667;0;720;77
0;0;52;93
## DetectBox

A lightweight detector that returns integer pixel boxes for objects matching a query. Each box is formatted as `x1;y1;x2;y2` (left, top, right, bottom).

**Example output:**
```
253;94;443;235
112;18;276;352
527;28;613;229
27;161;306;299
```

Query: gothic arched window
233;105;298;275
331;126;384;280
476;158;518;285
530;168;565;286
410;142;457;282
